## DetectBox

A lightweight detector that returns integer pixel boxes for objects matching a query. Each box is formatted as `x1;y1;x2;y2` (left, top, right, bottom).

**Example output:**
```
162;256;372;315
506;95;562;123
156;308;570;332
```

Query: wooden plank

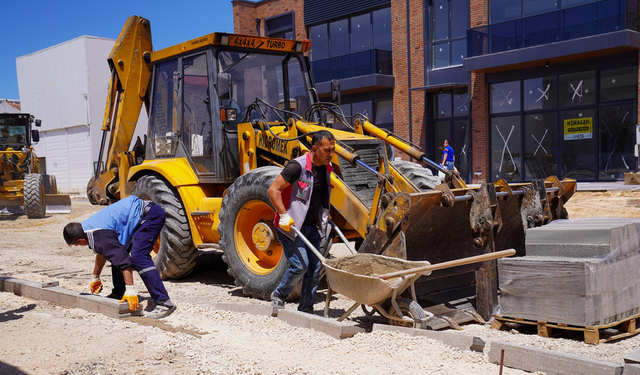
493;314;640;345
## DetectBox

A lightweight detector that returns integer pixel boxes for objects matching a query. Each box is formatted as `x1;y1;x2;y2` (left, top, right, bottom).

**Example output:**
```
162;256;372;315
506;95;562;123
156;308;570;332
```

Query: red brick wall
627;0;639;31
391;0;409;149
470;0;489;182
232;0;306;40
391;0;426;160
409;0;426;154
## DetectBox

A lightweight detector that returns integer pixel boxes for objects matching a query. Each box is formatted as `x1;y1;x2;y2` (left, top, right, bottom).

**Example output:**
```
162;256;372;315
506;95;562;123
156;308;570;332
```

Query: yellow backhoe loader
0;113;71;218
86;16;576;321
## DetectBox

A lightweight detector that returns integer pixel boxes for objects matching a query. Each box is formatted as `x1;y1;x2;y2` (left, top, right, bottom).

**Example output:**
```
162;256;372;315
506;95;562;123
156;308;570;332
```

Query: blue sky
1;0;235;100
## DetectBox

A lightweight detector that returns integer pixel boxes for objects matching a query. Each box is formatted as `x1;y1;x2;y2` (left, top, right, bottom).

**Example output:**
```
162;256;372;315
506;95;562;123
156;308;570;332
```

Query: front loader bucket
45;194;72;214
402;186;522;303
387;178;576;309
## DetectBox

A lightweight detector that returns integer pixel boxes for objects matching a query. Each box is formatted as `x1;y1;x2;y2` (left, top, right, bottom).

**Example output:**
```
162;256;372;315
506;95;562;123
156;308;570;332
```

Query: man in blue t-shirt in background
441;139;455;170
63;195;176;319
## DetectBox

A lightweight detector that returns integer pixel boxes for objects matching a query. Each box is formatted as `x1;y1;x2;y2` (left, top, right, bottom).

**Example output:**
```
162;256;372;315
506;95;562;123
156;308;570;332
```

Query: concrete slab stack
497;218;640;327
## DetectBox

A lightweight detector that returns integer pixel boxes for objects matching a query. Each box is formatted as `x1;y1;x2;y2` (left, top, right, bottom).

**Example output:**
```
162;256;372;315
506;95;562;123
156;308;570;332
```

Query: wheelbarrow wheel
388;298;429;329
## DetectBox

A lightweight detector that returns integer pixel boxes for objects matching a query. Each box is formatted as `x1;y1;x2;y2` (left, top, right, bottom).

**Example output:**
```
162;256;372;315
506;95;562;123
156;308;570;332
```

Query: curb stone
372;323;485;352
0;275;141;318
488;340;623;375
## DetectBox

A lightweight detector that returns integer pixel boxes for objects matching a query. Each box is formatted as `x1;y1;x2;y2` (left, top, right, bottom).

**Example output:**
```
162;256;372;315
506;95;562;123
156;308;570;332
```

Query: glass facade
429;89;470;181
469;0;626;57
265;12;295;39
308;7;392;83
431;0;469;68
489;64;638;182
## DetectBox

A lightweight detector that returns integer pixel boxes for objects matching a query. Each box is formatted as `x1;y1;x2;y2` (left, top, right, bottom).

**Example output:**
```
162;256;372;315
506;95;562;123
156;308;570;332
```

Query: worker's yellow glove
119;285;139;311
89;276;103;294
278;213;294;231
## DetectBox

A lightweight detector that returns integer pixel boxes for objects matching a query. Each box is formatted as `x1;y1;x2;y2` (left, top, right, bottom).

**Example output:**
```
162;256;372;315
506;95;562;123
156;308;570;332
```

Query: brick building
232;0;640;183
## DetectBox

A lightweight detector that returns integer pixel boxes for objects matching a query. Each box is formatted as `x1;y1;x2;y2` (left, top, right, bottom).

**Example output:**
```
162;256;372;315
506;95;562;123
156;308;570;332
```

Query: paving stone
498;251;640;326
624;347;640;364
214;303;277;317
372;323;485;352
525;220;640;258
623;364;640;375
276;309;365;339
40;287;80;308
488;341;623;375
77;293;138;319
5;278;43;300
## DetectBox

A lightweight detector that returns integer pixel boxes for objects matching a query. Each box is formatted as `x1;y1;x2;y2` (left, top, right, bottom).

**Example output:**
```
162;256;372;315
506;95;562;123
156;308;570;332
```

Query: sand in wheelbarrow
325;253;430;277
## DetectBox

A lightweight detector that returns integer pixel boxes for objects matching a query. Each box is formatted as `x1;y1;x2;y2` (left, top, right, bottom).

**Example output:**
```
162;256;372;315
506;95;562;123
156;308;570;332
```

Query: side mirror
216;72;233;100
35;119;42;127
31;130;40;143
331;79;341;105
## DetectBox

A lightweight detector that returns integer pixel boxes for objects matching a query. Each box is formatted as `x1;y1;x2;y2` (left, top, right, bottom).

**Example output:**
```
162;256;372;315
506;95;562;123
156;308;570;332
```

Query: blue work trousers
275;224;323;312
113;203;170;303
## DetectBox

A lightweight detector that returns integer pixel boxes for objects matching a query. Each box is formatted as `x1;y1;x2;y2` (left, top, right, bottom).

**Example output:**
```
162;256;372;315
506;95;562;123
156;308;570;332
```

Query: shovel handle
378;249;516;280
290;226;326;262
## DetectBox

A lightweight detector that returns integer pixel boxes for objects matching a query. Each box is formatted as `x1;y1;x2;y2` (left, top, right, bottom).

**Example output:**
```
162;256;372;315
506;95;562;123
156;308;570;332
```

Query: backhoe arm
353;118;468;189
87;15;153;205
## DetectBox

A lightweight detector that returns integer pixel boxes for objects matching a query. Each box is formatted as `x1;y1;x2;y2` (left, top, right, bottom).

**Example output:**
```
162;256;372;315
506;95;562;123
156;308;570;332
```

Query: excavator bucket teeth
45;194;72;214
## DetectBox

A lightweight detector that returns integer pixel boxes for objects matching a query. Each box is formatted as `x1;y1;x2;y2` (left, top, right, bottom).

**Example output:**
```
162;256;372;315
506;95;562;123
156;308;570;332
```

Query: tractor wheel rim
234;200;282;275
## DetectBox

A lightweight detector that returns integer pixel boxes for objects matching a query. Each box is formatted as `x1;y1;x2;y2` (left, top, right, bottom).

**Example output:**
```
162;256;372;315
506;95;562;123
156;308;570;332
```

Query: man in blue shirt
63;195;176;319
441;139;455;170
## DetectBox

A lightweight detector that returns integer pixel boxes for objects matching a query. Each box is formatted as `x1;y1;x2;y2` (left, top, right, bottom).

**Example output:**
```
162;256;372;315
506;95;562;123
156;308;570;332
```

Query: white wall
16;36;148;193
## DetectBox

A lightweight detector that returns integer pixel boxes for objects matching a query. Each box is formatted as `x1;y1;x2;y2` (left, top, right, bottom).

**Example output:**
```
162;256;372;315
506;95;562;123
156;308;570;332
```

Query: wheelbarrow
291;226;516;329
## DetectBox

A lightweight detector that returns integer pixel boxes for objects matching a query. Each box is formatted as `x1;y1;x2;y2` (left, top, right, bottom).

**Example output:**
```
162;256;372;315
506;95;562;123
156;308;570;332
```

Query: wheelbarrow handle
378;249;516;280
290;226;326;262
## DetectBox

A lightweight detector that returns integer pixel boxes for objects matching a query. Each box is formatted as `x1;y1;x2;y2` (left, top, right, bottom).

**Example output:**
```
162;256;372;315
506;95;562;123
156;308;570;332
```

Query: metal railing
467;0;626;58
310;49;393;83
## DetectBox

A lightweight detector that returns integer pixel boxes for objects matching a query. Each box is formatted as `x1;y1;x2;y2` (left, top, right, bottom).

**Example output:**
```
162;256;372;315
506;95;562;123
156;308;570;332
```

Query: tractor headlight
221;108;238;122
324;113;335;126
21;147;29;154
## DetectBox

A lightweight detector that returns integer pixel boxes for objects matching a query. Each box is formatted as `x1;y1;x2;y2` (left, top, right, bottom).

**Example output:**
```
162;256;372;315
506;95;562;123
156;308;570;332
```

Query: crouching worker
267;130;335;313
63;195;176;319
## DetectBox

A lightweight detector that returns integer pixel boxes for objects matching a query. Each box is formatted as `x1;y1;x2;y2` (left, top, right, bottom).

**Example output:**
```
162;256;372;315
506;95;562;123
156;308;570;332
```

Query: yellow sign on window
563;117;592;140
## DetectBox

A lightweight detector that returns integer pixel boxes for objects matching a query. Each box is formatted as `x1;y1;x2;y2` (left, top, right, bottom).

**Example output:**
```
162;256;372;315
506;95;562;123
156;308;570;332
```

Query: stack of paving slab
497;218;640;327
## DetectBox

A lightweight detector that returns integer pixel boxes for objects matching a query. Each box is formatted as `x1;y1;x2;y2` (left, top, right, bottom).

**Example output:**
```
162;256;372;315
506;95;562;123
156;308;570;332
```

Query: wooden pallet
491;313;640;345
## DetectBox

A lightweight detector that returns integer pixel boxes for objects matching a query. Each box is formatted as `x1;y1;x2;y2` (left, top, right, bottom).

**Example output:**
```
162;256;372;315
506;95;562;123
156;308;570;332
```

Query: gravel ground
1;190;639;374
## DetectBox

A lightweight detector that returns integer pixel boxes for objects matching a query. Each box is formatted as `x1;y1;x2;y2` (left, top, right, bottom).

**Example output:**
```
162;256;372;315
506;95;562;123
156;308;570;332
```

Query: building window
431;0;469;68
523;76;557;111
491;115;522;181
491;0;607;23
265;12;295;39
490;80;521;114
373;8;392;50
351;13;372;52
309;24;329;60
429;88;470;181
308;7;392;83
489;64;637;182
330;19;350;56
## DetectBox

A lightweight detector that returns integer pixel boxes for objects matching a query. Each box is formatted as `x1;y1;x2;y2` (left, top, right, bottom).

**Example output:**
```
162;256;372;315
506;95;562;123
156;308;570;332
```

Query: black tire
24;173;46;219
133;175;197;279
43;174;57;194
219;166;289;300
391;160;439;191
388;298;430;329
